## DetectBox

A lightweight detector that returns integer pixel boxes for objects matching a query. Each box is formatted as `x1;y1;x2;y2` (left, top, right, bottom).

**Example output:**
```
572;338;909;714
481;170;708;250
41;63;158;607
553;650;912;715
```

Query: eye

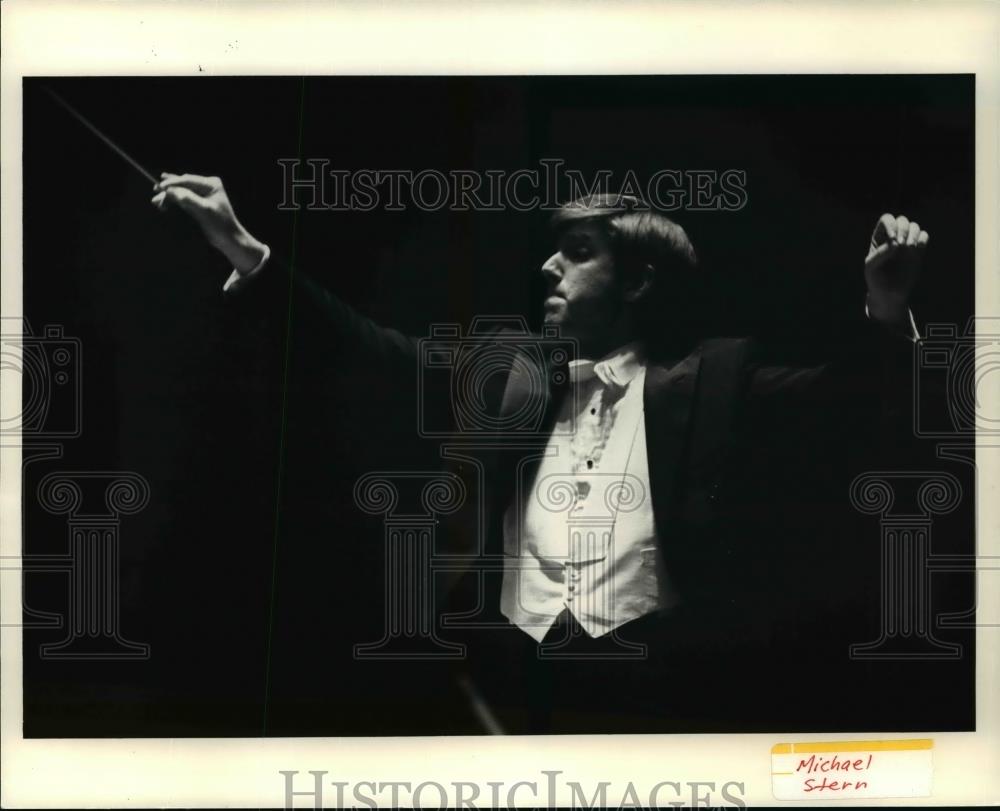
564;240;592;260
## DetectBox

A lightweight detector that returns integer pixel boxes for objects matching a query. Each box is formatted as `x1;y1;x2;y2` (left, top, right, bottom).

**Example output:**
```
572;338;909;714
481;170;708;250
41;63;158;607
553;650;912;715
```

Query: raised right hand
863;212;928;330
152;173;267;274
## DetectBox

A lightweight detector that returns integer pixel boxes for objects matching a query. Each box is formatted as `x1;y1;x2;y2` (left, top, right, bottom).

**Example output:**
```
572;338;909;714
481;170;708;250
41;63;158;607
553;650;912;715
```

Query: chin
544;313;572;332
544;319;578;342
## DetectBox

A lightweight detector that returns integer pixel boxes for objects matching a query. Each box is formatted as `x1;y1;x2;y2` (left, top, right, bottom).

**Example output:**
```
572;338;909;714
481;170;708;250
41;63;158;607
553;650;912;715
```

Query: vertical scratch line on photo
262;76;307;736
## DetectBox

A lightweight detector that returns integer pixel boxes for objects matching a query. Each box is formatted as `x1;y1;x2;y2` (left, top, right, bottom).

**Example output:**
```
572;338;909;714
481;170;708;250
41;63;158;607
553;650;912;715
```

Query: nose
541;251;562;284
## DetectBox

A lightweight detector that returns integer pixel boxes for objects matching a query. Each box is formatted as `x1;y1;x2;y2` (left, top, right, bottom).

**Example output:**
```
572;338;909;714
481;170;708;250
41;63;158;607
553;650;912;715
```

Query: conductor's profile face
541;221;624;343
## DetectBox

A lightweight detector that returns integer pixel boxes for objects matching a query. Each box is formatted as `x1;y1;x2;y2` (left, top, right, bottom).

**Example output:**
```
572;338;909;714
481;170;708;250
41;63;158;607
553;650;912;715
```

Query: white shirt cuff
222;243;271;294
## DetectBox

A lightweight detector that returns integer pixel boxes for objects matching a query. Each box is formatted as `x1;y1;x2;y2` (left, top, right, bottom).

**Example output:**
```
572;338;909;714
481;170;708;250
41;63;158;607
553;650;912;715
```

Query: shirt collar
568;341;646;388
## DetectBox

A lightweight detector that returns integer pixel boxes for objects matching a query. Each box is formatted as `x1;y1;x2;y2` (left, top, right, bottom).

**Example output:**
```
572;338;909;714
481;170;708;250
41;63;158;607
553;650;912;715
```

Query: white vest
499;343;675;641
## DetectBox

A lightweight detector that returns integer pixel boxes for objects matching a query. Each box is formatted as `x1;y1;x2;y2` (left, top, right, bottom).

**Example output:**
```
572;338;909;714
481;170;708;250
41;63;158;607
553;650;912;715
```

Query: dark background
21;75;975;736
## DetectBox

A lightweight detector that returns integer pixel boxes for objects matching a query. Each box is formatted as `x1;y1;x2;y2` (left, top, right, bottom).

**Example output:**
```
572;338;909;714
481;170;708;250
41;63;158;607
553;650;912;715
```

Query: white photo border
2;0;998;807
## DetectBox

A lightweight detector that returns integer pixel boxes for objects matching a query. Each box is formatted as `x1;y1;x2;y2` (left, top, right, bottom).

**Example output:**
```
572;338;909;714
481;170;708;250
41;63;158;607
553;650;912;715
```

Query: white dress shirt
500;342;674;642
222;245;271;295
223;253;920;645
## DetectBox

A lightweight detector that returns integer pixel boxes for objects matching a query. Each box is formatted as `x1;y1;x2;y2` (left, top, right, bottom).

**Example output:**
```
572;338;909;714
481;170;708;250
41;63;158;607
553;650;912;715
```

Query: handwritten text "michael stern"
796;753;874;793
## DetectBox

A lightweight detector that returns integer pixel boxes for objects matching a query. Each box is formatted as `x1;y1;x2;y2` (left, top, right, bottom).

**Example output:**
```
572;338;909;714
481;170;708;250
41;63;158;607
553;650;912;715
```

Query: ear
622;262;655;303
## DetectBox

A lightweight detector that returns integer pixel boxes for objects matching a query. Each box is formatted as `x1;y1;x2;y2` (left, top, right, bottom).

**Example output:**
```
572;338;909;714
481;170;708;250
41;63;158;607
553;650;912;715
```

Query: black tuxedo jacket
236;259;915;672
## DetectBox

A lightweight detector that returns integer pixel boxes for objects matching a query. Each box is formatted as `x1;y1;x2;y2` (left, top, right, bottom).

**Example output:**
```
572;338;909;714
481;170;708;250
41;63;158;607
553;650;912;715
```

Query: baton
43;86;157;184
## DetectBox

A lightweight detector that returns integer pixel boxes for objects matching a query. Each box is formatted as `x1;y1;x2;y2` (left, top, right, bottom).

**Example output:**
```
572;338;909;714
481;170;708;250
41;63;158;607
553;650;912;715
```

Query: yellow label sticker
771;739;933;800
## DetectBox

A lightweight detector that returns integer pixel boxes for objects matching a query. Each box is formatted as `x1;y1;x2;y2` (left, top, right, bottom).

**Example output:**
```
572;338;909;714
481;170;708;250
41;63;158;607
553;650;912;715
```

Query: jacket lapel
644;351;702;541
498;351;559;429
489;346;566;513
498;345;702;532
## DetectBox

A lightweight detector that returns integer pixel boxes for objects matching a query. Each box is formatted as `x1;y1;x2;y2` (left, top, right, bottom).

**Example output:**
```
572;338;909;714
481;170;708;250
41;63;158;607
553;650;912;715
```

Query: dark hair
550;194;706;357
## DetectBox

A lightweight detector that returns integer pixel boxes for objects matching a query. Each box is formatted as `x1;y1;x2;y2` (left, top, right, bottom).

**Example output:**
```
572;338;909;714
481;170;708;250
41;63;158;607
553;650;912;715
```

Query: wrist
218;225;268;275
865;292;909;330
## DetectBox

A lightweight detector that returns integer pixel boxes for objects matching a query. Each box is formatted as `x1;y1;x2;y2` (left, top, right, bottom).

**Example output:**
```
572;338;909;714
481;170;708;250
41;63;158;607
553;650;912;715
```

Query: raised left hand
864;212;928;328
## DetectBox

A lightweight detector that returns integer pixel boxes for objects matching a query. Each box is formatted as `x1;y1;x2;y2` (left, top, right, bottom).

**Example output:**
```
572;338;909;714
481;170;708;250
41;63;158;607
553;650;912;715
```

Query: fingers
873;213;898;246
153;172;220;196
149;185;209;213
894;215;910;246
867;241;893;262
896;216;928;250
873;213;930;250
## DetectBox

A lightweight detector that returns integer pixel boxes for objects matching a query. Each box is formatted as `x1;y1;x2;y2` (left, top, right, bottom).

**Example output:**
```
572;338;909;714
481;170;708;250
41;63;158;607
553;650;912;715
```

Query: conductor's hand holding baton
152;173;268;277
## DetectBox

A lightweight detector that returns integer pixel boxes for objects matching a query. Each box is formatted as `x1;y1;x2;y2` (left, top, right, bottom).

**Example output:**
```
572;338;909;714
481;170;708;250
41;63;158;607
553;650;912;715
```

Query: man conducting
152;173;927;733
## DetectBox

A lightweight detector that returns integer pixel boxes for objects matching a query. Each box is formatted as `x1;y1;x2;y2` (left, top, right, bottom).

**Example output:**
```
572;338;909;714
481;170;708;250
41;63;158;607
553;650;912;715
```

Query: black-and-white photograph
17;73;976;738
3;2;999;807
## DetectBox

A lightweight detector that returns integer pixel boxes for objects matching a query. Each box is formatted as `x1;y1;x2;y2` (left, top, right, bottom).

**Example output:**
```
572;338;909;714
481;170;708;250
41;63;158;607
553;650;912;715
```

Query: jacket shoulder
694;335;758;364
